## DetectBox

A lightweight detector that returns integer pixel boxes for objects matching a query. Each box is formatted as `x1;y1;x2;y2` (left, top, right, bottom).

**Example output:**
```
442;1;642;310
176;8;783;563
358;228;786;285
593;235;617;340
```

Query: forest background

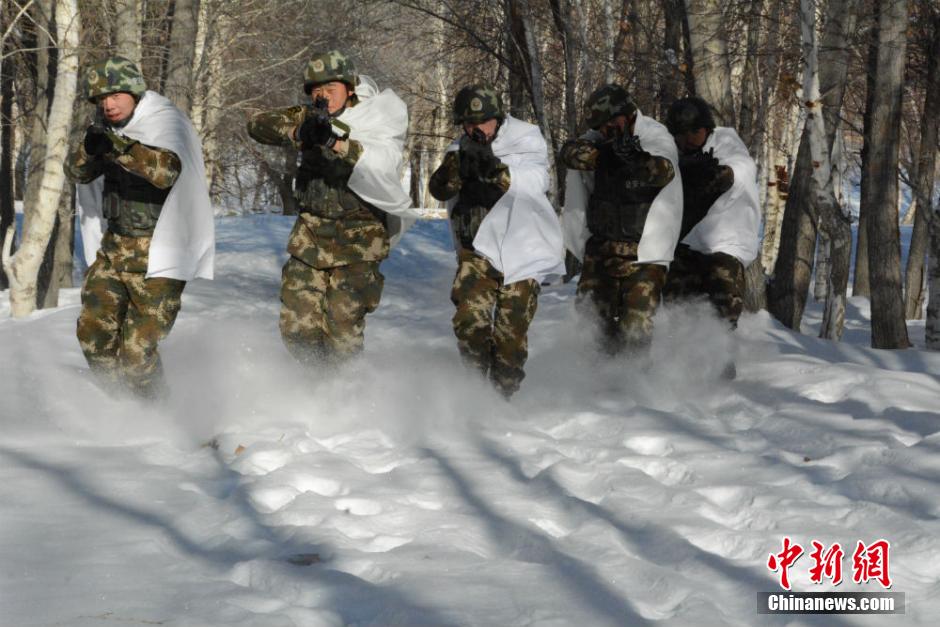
0;0;937;351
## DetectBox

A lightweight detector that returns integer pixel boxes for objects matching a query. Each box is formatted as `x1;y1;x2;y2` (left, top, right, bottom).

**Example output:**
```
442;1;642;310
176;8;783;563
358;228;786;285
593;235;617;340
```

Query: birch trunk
853;28;879;298
737;0;763;151
602;0;618;82
864;0;910;348
4;0;79;318
549;0;577;135
514;0;556;202
164;0;198;114
36;188;74;308
658;0;685;116
767;129;816;331
813;232;830;302
189;0;210;134
818;0;858;321
198;4;228;194
904;10;939;321
0;1;15;290
22;0;52;240
113;0;141;64
799;0;852;340
683;0;735;125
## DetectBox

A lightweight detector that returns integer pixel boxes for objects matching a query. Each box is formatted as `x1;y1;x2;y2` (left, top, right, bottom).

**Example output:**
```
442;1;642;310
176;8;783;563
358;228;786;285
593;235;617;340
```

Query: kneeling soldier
67;56;214;398
560;84;682;356
430;85;564;397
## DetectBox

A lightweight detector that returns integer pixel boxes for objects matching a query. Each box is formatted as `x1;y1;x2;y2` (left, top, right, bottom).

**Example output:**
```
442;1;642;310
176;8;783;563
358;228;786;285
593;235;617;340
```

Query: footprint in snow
616;456;694;486
288;473;348;497
334;497;383;516
232;448;294;476
623;435;674;457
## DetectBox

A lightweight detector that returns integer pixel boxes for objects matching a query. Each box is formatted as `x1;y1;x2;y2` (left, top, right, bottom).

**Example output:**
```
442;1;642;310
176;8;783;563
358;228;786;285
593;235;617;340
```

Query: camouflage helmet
583;84;637;129
665;96;716;135
303;50;358;93
83;56;147;103
453;84;504;124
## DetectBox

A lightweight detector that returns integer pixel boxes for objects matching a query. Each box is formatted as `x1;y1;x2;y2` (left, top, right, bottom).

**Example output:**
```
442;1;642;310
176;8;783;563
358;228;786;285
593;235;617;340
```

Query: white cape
562;110;682;266
76;91;214;280
681;127;761;264
445;116;565;285
341;75;421;244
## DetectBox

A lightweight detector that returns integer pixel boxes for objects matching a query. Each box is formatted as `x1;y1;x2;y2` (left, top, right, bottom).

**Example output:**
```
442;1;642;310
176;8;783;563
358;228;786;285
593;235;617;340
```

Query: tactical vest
295;147;383;224
451;179;504;249
586;144;661;242
102;162;169;237
677;155;726;240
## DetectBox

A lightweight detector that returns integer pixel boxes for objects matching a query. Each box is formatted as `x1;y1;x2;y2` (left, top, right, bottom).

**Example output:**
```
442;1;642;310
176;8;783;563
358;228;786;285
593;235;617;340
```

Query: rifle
300;96;350;148
83;105;113;157
458;127;499;180
92;105;107;131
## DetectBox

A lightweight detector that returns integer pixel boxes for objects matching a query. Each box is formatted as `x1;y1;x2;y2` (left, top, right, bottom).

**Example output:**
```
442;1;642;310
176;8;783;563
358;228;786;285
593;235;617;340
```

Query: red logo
767;536;804;590
852;540;892;588
768;538;891;590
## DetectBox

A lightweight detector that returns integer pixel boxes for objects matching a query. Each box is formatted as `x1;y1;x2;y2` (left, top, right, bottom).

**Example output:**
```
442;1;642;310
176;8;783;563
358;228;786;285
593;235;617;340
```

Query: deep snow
1;216;938;626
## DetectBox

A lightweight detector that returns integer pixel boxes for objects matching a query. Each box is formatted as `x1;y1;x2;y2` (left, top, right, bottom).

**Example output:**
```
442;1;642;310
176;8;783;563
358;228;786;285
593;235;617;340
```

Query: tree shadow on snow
470;437;859;627
0;446;456;626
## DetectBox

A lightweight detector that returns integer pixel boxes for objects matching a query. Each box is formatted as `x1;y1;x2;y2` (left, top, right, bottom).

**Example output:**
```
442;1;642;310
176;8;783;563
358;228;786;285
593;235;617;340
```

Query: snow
1;215;939;626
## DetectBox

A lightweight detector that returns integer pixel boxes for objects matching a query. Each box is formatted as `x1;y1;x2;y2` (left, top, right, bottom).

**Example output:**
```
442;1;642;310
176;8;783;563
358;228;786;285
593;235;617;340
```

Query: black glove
611;133;643;163
298;114;335;149
83;125;113;157
458;130;501;181
679;147;722;185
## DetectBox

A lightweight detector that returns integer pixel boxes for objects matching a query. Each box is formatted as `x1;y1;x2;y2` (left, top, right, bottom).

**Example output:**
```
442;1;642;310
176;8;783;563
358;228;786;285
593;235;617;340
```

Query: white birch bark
800;0;851;340
4;0;79;318
602;0;617;82
113;0;141;64
164;0;198;114
200;7;230;195
189;0;213;134
683;0;736;125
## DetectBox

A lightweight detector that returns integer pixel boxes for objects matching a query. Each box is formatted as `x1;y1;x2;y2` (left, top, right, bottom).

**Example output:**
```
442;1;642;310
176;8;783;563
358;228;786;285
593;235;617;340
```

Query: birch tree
113;0;141;63
922;10;940;347
0;0;15;290
852;30;877;299
862;0;911;348
799;0;853;340
683;0;735;125
903;6;938;320
164;0;198;113
3;0;79;318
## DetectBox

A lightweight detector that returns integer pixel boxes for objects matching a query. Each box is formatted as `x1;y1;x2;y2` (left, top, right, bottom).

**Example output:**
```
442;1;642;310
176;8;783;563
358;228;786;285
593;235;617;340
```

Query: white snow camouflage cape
341;75;420;244
76;91;215;281
681;127;761;264
445;116;565;285
562;110;682;266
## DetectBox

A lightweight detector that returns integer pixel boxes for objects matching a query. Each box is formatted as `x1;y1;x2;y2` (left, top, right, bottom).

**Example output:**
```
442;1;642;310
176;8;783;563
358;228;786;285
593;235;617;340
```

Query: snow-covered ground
1;216;938;626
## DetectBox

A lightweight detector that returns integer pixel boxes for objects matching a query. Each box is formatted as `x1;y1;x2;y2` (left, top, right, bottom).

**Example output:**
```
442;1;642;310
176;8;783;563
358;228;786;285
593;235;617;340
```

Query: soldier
429;85;564;398
663;96;761;379
560;84;682;356
67;56;214;399
246;50;412;365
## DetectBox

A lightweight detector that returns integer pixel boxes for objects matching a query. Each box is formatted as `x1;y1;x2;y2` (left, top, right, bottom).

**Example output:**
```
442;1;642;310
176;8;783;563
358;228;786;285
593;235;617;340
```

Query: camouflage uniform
663;97;744;330
430;85;539;397
561;84;675;354
663;245;744;327
67;56;185;398
247;50;389;365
